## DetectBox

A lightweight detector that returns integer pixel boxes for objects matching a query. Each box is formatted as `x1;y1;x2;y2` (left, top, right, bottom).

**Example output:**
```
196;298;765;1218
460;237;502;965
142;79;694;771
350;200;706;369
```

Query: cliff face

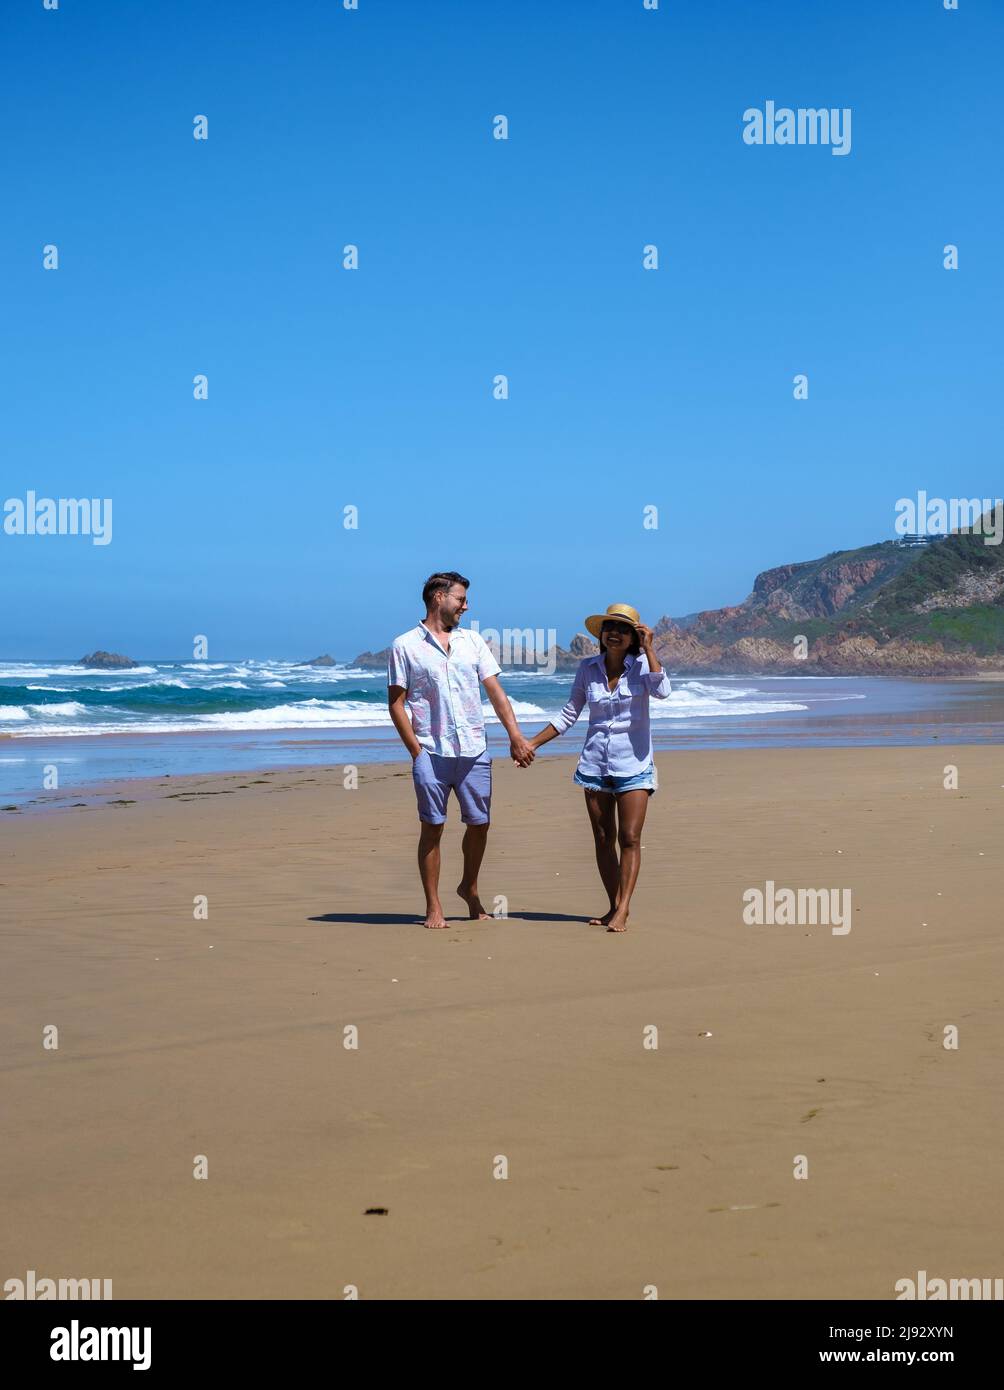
653;628;1004;676
654;511;1004;674
752;556;891;618
694;549;909;640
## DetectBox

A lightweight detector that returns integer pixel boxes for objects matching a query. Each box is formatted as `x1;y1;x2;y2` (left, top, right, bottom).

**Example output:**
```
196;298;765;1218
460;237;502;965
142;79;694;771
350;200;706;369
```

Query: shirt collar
591;649;641;666
418;621;467;646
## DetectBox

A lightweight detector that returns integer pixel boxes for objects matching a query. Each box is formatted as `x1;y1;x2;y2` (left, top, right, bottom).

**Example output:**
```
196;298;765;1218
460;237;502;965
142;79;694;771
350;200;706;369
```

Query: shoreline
7;721;1004;815
5;672;1004;809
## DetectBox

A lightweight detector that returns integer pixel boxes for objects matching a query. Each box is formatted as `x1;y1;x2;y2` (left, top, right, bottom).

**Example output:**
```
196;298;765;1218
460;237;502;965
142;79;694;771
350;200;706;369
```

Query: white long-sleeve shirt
550;652;672;777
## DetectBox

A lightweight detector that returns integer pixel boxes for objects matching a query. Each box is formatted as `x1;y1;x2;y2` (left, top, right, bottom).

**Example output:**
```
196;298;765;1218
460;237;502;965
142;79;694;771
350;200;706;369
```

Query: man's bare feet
606;910;629;933
588;907;618;926
456;883;491;920
423;905;449;929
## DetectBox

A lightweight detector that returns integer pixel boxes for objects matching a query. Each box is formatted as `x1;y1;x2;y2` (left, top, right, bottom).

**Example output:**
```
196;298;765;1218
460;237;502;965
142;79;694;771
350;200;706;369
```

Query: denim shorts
573;760;656;795
413;748;492;825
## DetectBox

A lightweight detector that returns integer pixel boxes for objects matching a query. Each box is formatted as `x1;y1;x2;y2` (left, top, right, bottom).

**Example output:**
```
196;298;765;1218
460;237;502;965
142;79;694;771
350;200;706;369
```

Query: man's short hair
423;571;470;608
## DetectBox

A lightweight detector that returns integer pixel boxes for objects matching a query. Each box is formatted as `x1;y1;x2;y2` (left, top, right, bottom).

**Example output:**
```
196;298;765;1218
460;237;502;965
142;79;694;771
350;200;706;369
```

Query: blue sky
2;0;1001;659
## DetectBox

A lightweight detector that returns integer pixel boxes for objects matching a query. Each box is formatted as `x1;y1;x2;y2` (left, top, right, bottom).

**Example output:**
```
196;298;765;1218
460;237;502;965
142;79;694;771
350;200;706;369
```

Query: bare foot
588;907;618;926
456;883;491;920
423;905;449;929
606;910;629;933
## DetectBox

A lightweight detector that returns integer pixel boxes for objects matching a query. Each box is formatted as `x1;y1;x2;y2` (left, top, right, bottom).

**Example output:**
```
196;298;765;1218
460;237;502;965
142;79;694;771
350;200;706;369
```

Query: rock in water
79;650;138;669
299;654;337;667
353;648;389;669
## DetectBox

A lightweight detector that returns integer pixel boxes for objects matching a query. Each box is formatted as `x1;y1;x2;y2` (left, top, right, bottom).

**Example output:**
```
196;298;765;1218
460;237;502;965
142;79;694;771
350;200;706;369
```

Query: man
388;571;535;929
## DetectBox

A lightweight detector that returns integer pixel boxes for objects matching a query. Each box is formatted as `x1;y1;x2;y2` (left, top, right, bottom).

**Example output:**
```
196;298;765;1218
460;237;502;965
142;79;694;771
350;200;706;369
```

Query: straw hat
584;603;642;640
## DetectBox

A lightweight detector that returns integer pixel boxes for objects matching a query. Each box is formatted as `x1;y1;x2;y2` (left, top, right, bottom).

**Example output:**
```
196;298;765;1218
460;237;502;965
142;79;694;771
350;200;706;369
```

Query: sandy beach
3;745;1003;1300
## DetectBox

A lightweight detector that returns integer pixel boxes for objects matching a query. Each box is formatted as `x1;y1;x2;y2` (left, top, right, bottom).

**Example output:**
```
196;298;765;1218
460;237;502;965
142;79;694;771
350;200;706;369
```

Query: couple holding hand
387;571;671;932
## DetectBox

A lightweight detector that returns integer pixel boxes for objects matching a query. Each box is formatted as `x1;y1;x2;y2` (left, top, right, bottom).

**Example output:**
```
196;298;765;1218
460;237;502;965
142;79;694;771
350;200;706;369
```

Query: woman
528;603;672;932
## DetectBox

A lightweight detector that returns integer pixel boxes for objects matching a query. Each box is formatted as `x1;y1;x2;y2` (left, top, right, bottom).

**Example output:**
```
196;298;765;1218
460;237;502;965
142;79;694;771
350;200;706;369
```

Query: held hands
413;739;535;767
510;733;535;768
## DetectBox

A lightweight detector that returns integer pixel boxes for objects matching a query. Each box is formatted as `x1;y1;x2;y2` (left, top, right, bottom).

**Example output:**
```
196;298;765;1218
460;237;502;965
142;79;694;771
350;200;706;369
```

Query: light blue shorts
413;748;492;825
573;761;656;796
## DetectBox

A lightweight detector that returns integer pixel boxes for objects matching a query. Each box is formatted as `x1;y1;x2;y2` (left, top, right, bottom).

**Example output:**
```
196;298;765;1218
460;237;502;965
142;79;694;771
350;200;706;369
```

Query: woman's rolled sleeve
647;669;673;699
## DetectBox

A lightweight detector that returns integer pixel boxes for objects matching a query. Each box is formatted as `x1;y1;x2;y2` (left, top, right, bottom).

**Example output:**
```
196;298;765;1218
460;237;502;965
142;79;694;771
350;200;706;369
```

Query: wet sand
3;746;1003;1299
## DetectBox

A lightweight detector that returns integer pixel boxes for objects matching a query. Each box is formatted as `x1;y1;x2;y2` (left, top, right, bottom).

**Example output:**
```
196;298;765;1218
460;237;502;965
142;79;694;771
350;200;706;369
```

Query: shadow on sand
308;910;590;927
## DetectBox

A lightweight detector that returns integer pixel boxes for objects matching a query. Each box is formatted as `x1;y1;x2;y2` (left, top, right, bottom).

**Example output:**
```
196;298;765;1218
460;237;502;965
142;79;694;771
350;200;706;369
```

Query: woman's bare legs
584;790;620;925
605;790;650;932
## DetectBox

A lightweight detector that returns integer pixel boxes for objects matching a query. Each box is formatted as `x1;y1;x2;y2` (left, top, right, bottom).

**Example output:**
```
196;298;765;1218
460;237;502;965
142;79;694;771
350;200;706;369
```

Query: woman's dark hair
599;621;640;655
422;571;470;608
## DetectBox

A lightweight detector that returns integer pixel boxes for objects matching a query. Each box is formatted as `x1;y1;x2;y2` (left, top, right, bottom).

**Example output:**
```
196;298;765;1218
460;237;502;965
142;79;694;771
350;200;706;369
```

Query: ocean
2;659;1003;806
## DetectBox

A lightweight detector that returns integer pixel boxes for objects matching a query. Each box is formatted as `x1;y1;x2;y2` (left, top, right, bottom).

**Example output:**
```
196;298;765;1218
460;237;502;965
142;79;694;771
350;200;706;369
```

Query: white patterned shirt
387;623;501;758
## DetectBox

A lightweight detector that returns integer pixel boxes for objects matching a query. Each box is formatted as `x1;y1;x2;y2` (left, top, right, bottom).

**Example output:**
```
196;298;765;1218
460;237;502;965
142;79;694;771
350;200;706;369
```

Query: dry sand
3;746;1003;1300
